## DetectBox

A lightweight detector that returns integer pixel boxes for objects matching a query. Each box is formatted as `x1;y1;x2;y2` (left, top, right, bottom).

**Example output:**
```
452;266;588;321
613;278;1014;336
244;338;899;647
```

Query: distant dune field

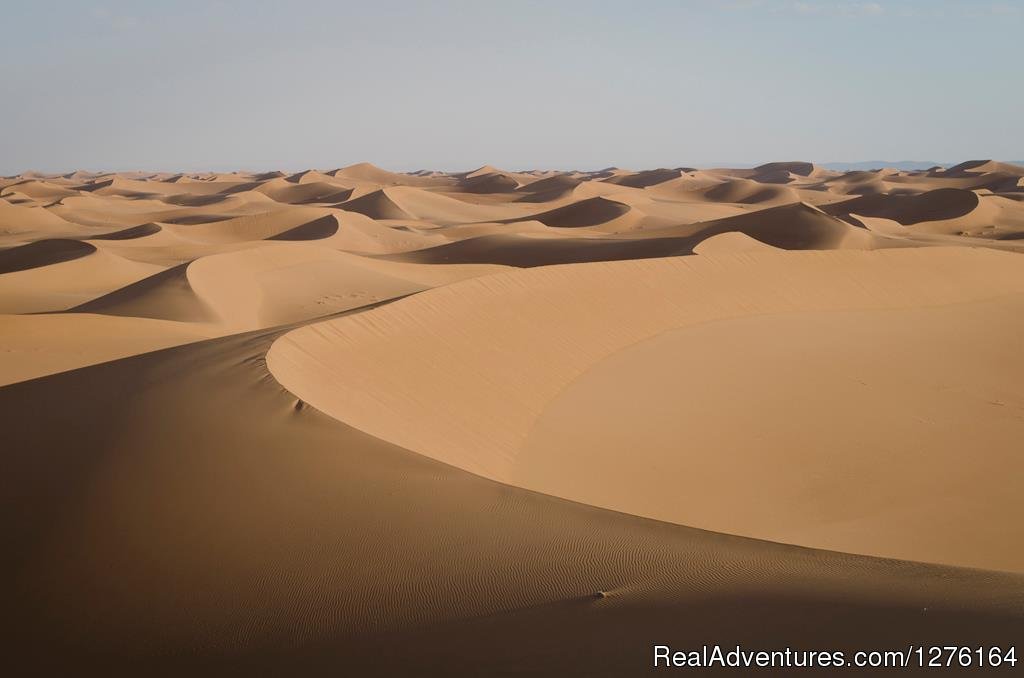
4;160;1024;675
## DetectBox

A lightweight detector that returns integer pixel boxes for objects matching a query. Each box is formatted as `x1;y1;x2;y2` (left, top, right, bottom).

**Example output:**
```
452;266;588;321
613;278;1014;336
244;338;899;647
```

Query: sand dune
514;173;583;201
343;185;534;224
692;230;782;255
1;179;81;201
822;187;980;224
3;161;1024;674
702;178;803;205
170;206;337;243
945;159;1024;177
338;187;418;220
331;161;453;188
254;177;354;204
517;195;636;228
184;244;428;331
0;238;97;274
49;192;285;230
601;167;684;188
458;170;523;193
0;246;160;314
0;312;211;385
86;176;243;198
750;160;826;181
269;247;1024;572
73;242;504;333
638;201;882;250
5;158;1021;379
3;320;1020;675
318;211;450;253
384;232;703;266
91;222;165;240
0;200;93;245
73;262;221;323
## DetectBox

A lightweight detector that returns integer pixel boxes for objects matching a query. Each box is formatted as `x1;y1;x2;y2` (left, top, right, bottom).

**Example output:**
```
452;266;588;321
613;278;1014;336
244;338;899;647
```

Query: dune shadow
0;238;96;274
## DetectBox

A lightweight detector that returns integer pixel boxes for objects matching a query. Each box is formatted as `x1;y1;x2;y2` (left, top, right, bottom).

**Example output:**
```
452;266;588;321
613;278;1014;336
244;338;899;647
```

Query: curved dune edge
0;242;506;386
7;320;1024;675
0;313;212;386
268;246;1024;572
0;238;97;274
0;246;162;314
71;241;509;331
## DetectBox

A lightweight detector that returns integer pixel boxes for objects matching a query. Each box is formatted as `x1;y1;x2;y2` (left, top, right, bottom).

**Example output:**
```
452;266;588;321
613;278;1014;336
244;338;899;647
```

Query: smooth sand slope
268;247;1024;572
0;313;212;387
3;161;1024;674
5;318;1023;676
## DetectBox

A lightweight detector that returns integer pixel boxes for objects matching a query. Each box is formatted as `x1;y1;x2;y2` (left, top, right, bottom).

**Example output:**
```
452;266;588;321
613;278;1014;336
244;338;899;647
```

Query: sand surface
3;162;1024;674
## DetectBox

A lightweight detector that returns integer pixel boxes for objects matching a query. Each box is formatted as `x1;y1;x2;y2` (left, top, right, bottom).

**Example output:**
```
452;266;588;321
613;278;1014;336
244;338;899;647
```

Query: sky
1;0;1021;173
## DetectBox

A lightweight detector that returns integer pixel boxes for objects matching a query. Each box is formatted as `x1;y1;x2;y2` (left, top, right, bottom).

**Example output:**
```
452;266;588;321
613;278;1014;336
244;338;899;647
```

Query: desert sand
4;161;1024;675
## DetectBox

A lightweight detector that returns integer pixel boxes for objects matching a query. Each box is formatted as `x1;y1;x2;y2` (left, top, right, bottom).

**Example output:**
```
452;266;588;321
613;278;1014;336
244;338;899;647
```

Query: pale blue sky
2;0;1021;173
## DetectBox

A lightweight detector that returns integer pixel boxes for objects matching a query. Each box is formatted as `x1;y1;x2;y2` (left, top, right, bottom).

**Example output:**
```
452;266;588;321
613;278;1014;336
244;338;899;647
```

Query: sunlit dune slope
269;247;1024;572
3;315;1022;675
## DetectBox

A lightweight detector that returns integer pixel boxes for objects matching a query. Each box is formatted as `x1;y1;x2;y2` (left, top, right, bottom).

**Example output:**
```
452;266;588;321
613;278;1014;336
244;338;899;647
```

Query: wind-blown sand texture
4;161;1024;675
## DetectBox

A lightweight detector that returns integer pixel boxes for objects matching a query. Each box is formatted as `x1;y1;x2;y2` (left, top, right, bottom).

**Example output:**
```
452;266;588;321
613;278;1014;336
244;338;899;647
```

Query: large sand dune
3;161;1024;674
268;247;1024;572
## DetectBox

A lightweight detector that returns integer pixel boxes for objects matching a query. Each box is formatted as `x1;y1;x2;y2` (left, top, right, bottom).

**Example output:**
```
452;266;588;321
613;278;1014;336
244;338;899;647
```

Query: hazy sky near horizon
2;0;1022;173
